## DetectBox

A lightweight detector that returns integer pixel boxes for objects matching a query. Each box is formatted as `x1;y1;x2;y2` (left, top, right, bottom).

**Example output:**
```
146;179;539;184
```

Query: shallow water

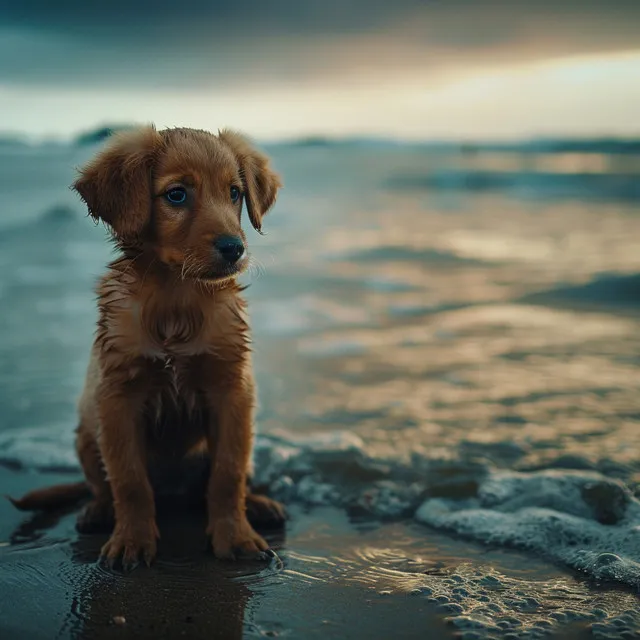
0;139;639;638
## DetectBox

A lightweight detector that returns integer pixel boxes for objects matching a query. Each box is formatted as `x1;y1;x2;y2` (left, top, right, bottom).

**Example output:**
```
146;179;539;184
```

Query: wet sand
0;466;453;639
4;466;640;639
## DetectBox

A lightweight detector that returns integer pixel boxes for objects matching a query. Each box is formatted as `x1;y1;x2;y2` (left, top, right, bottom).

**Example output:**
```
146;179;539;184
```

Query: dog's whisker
119;250;144;280
261;251;277;267
246;256;267;281
139;257;157;290
185;259;202;279
181;251;199;282
180;257;188;281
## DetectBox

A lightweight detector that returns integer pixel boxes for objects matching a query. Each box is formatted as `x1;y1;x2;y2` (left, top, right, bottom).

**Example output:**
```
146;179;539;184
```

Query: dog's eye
165;187;187;205
230;186;241;203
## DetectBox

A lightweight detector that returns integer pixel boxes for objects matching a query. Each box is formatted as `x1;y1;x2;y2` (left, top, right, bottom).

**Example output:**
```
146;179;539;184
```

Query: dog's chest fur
137;300;207;361
96;264;251;435
129;296;233;453
95;268;251;452
98;269;249;361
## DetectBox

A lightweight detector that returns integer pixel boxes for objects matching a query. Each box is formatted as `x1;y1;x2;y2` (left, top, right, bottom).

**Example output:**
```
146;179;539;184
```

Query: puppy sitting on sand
11;126;285;569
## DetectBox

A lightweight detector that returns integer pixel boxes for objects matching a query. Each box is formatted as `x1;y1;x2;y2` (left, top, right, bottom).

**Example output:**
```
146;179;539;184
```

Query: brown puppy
11;126;284;568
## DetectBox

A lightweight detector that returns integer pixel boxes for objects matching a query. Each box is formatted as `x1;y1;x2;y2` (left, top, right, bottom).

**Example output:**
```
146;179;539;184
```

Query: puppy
11;126;285;568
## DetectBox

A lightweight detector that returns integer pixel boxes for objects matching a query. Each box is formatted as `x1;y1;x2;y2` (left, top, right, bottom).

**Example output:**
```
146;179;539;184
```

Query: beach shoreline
4;465;640;639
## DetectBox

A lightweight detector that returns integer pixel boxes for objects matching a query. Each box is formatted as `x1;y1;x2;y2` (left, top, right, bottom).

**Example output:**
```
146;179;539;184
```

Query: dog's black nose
215;236;245;264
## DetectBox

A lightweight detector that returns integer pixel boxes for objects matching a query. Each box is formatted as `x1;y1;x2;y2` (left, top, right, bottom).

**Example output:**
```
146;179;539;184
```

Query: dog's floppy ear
73;126;164;243
218;130;282;233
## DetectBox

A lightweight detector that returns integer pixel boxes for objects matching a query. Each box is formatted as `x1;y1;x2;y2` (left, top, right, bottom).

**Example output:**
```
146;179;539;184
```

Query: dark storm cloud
5;0;430;40
0;0;639;88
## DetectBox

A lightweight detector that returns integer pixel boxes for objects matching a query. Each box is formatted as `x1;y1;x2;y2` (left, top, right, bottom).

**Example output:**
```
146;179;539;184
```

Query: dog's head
73;126;281;282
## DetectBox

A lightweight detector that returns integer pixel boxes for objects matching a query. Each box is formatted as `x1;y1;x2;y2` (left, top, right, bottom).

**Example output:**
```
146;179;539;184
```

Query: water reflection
8;503;286;639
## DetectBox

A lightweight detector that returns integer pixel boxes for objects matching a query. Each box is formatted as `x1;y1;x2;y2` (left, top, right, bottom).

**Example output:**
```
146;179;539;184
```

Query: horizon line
1;124;640;148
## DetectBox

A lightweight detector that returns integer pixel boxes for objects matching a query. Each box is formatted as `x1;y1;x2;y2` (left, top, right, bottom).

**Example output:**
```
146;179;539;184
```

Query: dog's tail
7;481;91;512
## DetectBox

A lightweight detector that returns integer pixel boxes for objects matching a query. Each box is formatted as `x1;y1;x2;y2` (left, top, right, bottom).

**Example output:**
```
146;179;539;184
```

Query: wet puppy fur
11;126;285;569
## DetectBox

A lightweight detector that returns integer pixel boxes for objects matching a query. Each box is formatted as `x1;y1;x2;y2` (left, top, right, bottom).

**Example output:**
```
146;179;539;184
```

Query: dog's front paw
208;515;269;561
100;519;159;571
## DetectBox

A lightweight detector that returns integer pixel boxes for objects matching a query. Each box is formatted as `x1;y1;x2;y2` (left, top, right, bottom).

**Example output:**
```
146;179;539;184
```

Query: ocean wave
388;170;640;202
0;204;85;238
518;272;640;314
258;439;640;589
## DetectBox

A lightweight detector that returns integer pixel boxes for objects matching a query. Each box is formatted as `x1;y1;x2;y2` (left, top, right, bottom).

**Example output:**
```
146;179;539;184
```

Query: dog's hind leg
245;492;286;529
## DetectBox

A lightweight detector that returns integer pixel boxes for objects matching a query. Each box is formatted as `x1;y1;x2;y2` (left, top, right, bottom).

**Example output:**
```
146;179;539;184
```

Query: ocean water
1;138;639;637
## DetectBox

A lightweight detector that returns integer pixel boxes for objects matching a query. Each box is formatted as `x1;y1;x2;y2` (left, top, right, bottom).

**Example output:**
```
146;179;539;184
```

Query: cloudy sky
1;0;639;140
